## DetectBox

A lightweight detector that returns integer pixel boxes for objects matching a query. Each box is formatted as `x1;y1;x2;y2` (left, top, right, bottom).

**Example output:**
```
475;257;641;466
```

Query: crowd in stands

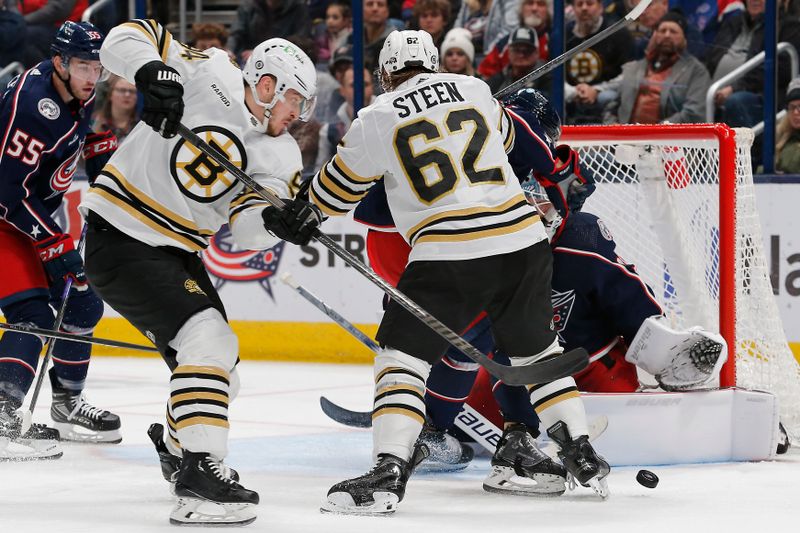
1;0;800;172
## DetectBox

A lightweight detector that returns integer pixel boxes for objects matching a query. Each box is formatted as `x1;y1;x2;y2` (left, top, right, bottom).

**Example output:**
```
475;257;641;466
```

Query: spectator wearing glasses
92;74;139;143
776;78;800;174
440;28;476;76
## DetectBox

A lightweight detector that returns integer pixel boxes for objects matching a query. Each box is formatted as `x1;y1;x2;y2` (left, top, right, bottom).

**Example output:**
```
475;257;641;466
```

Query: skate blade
483;467;566;497
587;476;610;500
320;491;399;516
169;497;256;526
54;422;122;444
0;436;63;462
416;460;470;474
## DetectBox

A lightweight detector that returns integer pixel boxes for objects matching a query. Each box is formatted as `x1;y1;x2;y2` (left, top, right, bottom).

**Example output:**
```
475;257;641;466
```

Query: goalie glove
261;198;323;246
625;316;728;391
82;130;118;183
35;233;88;294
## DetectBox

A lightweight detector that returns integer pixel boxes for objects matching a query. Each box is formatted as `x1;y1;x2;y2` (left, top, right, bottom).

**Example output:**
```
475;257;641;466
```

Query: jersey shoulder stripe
414;212;540;245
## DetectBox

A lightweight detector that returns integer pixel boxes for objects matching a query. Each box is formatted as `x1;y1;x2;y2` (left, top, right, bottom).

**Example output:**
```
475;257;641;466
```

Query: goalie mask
243;38;317;131
521;178;563;241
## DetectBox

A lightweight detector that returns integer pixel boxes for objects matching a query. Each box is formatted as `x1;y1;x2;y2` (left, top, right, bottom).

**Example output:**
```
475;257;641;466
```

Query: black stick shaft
1;321;159;353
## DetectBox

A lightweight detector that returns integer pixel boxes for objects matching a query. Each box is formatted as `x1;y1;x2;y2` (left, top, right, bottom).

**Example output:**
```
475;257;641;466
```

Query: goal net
561;124;800;440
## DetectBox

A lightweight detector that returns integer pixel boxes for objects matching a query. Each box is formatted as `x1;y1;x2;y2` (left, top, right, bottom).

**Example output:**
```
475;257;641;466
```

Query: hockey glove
541;145;596;213
82;130;118;183
134;60;184;138
262;198;323;246
35;233;88;294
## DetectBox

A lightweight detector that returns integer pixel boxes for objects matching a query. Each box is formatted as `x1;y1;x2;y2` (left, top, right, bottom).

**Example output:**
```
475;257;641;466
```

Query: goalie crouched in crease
0;21;121;462
79;19;317;526
263;30;609;515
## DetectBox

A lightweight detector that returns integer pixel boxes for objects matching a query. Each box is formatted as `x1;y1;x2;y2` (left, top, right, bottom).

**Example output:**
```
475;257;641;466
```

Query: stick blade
487;347;589;386
319;396;373;428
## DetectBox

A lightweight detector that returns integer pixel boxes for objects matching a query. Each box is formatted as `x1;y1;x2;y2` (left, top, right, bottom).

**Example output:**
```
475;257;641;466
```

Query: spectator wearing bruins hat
776;78;800;173
578;8;710;125
440;28;476;76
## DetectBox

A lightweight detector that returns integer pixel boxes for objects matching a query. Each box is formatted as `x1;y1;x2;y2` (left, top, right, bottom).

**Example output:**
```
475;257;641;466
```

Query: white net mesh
562;125;800;440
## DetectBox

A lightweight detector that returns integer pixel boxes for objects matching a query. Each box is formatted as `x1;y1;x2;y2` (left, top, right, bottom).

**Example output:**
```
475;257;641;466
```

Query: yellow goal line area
93;318;377;364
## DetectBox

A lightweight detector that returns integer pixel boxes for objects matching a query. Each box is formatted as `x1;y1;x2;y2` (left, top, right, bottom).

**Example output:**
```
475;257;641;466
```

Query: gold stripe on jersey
158;27;173;62
122;20;158;48
309;184;349;217
319;166;368;204
228;190;273;225
414;212;540;245
104;165;213;235
406;194;529;242
331;154;377;184
87;187;206;251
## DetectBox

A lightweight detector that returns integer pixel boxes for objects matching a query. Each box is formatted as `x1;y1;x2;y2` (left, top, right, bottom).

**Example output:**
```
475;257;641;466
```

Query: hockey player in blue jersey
0;21;121;461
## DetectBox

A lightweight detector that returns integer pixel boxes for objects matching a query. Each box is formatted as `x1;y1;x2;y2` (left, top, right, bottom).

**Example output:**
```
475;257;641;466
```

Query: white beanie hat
440;28;475;64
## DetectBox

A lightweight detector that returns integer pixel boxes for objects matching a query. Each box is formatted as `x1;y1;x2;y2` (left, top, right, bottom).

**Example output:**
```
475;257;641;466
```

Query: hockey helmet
379;30;439;77
51;21;105;62
243;38;318;125
502;88;561;145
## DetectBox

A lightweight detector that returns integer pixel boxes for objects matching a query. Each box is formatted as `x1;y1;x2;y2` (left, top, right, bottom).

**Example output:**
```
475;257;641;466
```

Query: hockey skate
170;451;259;526
50;368;122;443
483;423;567;497
321;444;429;516
0;401;62;462
547;421;610;499
147;423;239;485
417;423;474;473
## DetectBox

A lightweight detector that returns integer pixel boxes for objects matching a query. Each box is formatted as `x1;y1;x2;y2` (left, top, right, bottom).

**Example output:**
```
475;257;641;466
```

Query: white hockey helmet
379;30;439;77
243;38;317;127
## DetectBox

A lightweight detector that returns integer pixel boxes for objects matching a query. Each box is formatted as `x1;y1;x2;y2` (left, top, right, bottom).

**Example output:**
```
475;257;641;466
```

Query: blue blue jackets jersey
0;60;94;241
551;212;662;359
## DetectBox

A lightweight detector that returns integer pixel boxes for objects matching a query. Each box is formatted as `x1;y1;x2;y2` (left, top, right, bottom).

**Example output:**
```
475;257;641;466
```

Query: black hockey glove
35;234;88;294
262;198;323;246
134;60;184;138
83;130;118;183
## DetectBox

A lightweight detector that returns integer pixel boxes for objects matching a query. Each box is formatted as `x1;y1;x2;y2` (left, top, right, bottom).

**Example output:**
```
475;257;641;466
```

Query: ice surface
3;357;798;533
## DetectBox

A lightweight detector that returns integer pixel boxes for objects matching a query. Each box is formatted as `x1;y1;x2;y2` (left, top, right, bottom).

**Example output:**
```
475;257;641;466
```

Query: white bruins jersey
309;72;547;262
81;20;302;252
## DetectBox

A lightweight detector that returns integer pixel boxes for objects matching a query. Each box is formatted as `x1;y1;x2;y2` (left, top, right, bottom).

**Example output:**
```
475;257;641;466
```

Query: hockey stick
0;322;159;353
493;0;653;99
178;123;587;386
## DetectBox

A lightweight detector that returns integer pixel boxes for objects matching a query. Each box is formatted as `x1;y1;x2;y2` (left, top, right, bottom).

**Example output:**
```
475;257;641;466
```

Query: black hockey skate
417;423;474;472
171;451;259;526
321;444;429;516
50;368;121;443
547;421;610;499
147;423;239;484
483;423;567;497
0;400;62;461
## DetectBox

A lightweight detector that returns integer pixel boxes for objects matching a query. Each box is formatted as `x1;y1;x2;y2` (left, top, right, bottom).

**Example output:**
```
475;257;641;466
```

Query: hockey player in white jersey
79;19;317;526
264;30;610;515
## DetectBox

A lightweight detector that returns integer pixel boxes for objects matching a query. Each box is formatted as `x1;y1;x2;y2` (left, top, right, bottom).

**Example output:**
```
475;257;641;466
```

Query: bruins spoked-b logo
170;126;247;203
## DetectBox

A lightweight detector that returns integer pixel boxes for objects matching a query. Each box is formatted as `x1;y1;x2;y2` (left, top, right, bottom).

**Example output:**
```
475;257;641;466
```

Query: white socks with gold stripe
528;376;589;438
169;364;231;459
372;349;431;461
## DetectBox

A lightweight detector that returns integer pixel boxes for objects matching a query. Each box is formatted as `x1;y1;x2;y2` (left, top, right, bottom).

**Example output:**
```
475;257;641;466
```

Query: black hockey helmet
502;88;561;144
51;21;105;62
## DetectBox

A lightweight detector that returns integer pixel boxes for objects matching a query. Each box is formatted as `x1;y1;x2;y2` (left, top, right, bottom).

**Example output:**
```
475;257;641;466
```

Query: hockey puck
636;469;659;488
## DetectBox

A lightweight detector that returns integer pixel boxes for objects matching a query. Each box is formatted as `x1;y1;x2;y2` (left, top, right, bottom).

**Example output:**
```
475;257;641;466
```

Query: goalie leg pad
625;316;728;390
372;348;431;461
